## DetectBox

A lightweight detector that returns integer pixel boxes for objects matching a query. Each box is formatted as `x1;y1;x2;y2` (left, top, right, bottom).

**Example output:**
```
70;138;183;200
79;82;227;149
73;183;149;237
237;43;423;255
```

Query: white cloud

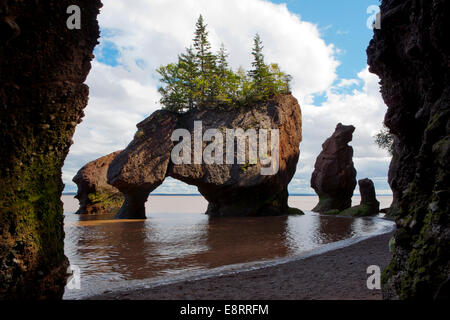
98;0;338;101
337;78;360;88
291;67;391;195
63;0;391;196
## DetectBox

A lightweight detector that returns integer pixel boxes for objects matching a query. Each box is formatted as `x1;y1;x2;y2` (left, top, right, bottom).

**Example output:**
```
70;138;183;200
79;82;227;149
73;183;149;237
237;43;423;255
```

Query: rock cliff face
367;0;449;299
108;94;303;218
73;151;124;215
340;178;380;217
0;1;101;299
310;124;357;214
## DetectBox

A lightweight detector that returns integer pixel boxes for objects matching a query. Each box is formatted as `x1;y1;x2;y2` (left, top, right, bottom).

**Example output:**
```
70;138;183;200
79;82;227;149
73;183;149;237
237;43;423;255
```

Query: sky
62;0;391;195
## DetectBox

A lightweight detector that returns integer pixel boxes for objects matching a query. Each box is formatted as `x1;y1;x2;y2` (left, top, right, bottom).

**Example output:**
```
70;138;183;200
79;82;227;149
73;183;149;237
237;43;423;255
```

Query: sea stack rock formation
108;94;303;219
367;0;449;299
340;179;380;217
73;151;124;215
0;1;101;299
107;111;179;219
310;123;357;214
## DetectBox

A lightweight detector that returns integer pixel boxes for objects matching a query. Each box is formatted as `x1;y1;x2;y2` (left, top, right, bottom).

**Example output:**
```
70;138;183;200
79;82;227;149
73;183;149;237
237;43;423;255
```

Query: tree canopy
157;15;292;113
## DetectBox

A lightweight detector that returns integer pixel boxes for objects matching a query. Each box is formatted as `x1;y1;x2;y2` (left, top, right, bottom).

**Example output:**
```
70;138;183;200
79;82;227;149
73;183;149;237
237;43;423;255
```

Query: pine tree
157;17;293;112
214;44;236;105
193;15;216;106
193;15;213;74
248;33;273;100
249;34;266;86
216;44;229;77
178;47;198;109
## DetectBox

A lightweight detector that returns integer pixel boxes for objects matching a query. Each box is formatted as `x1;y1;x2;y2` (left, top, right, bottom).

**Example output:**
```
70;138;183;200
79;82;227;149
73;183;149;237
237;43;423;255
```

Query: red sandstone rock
73;151;124;215
107;110;180;219
340;178;380;217
310;123;357;214
107;94;303;218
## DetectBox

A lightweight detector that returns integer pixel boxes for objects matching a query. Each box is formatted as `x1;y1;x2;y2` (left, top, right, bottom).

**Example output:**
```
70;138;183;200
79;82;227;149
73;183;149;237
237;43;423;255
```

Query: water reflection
192;216;290;268
63;196;392;299
317;215;354;243
67;217;151;281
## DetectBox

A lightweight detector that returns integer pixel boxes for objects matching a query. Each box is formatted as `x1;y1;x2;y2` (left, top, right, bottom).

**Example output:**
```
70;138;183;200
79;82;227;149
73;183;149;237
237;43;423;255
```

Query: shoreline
88;230;395;300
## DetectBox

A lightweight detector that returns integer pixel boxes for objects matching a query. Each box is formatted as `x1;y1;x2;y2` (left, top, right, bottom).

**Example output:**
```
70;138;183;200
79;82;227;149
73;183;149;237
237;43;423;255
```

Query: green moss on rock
86;191;124;214
339;204;379;217
367;0;449;299
0;0;101;299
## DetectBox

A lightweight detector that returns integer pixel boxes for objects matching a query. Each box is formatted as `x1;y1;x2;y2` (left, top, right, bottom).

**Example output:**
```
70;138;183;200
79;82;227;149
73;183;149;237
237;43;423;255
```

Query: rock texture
108;111;179;219
0;1;101;299
311;123;357;214
340;179;380;217
73;151;124;215
108;94;303;218
367;0;449;299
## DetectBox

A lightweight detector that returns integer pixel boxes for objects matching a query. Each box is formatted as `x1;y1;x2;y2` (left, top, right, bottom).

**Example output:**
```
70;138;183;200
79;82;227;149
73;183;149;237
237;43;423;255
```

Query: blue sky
63;0;391;195
270;0;381;107
95;0;379;84
272;0;379;79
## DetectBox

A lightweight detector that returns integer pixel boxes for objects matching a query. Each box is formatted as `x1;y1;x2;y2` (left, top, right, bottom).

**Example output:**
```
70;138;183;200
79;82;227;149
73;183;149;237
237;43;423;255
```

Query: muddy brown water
62;195;394;299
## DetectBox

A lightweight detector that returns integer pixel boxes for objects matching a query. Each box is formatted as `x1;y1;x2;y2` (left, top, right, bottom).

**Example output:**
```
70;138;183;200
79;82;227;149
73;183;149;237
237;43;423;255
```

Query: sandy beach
90;231;394;300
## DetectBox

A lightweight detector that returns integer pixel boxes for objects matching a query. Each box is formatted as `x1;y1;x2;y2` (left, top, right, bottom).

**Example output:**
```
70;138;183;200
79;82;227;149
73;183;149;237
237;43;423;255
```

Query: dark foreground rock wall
0;0;101;299
367;0;449;299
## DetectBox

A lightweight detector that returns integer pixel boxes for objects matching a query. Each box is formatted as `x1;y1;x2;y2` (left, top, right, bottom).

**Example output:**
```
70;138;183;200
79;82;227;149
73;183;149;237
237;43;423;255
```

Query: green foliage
374;126;394;155
157;15;292;112
87;191;124;213
248;33;267;91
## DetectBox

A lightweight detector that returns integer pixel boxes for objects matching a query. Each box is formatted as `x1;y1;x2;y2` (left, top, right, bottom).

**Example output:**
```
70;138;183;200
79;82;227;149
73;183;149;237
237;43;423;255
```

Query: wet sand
90;231;394;300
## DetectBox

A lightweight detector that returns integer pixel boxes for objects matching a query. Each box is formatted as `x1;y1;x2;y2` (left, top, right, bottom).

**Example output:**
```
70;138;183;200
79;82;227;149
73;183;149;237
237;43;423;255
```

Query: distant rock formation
310;123;357;214
0;0;101;299
73;151;124;215
340;179;380;217
108;94;304;219
367;0;449;299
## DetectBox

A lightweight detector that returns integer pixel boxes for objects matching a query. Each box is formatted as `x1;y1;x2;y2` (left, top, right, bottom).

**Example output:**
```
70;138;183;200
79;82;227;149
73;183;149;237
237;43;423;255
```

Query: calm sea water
62;195;394;299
